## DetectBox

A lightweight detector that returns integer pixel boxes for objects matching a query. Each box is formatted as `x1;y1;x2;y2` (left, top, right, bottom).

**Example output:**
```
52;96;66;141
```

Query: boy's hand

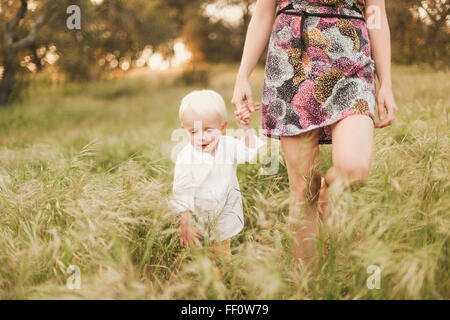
234;102;260;125
179;211;203;247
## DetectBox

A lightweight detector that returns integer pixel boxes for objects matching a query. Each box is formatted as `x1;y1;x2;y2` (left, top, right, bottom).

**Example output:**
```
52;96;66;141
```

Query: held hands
234;103;260;126
232;76;260;126
179;211;203;247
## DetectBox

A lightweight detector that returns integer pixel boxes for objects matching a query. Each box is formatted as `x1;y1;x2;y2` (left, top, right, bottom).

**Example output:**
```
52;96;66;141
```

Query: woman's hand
179;211;203;247
232;76;260;125
375;85;398;128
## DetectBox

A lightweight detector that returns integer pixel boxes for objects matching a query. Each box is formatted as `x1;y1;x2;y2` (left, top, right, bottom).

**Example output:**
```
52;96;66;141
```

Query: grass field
0;63;448;299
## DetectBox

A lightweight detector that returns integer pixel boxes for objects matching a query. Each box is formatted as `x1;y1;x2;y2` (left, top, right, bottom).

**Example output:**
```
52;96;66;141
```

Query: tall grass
0;64;448;299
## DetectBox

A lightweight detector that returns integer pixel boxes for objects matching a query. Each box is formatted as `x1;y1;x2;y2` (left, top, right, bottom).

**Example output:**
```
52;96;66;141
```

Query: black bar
0;300;447;318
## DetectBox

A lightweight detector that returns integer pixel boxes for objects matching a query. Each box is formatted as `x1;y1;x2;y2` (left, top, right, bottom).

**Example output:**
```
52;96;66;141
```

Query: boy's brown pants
207;239;232;262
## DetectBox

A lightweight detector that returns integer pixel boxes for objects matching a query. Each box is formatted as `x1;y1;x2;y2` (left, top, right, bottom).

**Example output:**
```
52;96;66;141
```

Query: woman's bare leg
280;129;322;268
321;115;375;216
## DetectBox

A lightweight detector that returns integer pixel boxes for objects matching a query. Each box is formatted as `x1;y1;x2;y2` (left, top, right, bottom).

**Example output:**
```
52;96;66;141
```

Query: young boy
169;89;266;261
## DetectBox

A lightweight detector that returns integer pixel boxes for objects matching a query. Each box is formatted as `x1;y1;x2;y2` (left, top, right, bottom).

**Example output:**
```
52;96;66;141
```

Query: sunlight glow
110;59;118;68
120;60;130;71
149;53;169;70
203;2;256;27
171;40;192;67
204;4;243;26
145;40;192;70
45;46;59;65
417;7;428;20
28;1;38;11
136;48;153;68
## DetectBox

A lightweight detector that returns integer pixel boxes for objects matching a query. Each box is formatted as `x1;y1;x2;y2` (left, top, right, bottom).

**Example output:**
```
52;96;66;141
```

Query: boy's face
181;111;227;154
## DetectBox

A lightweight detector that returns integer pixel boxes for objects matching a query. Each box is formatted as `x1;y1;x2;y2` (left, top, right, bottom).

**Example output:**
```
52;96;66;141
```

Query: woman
232;0;398;267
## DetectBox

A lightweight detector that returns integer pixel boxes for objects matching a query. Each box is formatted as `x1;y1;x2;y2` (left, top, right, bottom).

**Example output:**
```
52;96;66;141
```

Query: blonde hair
179;90;227;124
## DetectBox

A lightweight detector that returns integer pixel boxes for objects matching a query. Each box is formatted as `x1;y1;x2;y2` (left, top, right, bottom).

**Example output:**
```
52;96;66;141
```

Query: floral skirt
261;2;377;144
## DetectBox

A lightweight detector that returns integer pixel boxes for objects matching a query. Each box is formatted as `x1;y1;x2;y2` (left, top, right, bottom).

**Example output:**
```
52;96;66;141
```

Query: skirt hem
261;111;376;145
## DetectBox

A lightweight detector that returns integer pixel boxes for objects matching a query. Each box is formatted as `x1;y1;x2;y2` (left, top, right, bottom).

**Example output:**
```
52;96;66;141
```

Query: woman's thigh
280;129;321;200
330;115;375;182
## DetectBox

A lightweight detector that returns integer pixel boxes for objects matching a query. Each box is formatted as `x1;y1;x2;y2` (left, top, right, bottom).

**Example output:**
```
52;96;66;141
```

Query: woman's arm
366;0;391;88
232;0;277;120
236;0;277;80
365;0;398;128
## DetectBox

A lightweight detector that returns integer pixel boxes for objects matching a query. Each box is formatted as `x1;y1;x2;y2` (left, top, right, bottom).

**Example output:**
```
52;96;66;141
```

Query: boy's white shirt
168;133;267;242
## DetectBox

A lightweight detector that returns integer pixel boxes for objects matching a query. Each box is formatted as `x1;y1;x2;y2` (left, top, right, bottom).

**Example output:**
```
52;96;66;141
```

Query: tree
386;0;450;66
181;0;258;64
50;0;178;80
0;0;178;106
0;0;56;106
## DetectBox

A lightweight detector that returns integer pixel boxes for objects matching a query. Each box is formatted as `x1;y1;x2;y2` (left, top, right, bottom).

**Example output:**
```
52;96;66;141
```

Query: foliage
0;0;178;82
386;0;450;67
0;64;448;299
176;67;211;87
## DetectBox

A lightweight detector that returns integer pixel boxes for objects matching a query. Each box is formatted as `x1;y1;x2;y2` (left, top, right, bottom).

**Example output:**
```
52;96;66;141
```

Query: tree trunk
0;51;17;106
0;0;47;106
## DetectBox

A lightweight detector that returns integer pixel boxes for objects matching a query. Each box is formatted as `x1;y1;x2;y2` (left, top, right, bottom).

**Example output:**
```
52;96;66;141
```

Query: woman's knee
290;170;322;202
334;161;371;185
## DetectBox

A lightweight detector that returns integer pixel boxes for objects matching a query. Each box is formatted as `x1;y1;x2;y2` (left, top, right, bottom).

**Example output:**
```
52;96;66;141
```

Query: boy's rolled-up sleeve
168;161;196;214
235;134;267;165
